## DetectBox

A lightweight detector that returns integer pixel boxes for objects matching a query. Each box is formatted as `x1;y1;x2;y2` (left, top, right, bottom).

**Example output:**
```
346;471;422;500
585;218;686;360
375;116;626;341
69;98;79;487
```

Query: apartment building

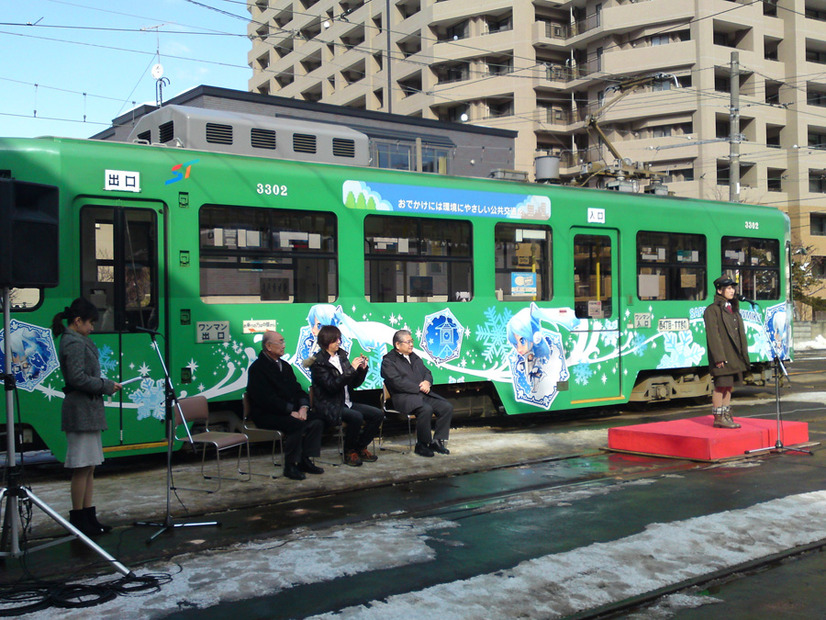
248;0;826;276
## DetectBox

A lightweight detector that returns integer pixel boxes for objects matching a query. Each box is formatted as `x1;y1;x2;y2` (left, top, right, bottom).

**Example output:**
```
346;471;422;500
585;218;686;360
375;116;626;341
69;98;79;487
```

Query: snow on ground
795;335;826;351
311;491;826;619
20;483;826;620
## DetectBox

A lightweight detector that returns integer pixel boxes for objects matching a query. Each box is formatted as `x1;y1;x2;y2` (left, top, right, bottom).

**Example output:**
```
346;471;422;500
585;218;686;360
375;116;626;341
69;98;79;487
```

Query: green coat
703;293;750;377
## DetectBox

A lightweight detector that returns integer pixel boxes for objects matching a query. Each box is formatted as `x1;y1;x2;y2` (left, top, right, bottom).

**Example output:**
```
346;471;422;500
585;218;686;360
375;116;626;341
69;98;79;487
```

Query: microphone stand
132;329;219;544
0;287;131;575
743;297;813;456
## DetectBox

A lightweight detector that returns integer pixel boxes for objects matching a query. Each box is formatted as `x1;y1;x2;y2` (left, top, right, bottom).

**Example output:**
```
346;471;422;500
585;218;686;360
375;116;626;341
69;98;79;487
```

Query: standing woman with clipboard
51;297;121;536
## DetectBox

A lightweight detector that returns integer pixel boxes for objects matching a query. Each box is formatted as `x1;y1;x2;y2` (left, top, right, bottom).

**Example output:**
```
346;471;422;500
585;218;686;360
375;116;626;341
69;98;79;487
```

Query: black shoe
69;509;101;537
86;506;112;533
429;440;450;455
298;458;324;475
414;442;434;457
283;463;306;480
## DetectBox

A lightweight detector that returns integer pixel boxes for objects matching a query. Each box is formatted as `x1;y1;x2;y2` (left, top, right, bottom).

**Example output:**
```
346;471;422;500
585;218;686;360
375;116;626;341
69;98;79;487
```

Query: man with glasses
381;329;453;457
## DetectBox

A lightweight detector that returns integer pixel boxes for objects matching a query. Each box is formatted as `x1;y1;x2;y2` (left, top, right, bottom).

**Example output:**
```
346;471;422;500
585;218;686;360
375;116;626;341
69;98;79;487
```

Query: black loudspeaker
0;178;60;288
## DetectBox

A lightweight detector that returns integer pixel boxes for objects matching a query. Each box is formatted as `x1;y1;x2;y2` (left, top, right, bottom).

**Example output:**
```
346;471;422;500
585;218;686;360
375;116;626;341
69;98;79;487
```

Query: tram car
0;107;792;461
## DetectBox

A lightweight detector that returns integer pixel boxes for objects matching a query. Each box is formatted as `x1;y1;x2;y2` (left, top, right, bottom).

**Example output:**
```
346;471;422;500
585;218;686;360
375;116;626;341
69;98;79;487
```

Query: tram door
570;228;622;403
78;202;165;451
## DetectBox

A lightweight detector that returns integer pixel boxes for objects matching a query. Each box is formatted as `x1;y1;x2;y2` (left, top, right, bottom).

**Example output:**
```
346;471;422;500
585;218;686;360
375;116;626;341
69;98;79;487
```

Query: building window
810;170;826;193
721;236;780;300
422;146;450;174
811;213;826;235
637;232;706;301
374;142;412;170
495;224;552;301
199;206;337;303
364;215;472;302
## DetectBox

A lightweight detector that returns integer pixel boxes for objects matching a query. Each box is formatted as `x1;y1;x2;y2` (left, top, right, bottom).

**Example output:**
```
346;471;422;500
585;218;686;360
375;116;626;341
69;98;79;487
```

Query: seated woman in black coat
309;325;384;467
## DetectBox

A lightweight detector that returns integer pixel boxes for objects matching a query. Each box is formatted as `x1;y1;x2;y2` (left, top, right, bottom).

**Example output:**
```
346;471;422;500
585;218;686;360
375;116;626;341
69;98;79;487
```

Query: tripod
132;328;219;544
0;287;131;575
744;299;813;456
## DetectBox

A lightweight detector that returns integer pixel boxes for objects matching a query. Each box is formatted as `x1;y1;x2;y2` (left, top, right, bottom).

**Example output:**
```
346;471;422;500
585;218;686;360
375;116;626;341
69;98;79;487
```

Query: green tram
0;134;791;461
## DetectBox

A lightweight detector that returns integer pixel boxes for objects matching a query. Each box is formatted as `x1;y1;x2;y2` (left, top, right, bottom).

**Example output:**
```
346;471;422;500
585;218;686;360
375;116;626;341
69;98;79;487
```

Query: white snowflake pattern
138;363;151;376
187;358;199;373
601;374;608;384
389;313;400;326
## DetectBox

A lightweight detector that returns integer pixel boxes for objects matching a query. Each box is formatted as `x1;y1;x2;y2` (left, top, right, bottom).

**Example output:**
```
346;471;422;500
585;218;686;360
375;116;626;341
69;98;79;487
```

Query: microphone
737;294;757;305
134;326;161;335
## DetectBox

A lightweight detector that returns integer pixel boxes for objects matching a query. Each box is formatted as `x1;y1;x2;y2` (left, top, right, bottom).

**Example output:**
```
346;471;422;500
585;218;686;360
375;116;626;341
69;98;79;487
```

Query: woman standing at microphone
51;297;121;536
703;275;750;429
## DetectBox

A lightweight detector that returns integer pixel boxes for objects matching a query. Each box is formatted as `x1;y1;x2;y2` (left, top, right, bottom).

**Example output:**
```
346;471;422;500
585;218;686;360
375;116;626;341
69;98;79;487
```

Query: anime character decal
506;304;577;408
0;319;59;392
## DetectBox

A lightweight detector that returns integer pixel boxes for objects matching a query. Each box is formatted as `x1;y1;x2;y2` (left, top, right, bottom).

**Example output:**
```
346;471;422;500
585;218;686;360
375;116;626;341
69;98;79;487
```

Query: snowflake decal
362;346;387;389
572;363;594;386
631;333;647;357
657;331;704;369
98;344;118;378
127;378;167;421
475;306;513;363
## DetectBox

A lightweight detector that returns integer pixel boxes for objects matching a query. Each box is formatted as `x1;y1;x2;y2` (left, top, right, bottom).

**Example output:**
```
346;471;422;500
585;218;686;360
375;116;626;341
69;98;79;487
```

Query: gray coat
58;328;116;432
703;293;750;378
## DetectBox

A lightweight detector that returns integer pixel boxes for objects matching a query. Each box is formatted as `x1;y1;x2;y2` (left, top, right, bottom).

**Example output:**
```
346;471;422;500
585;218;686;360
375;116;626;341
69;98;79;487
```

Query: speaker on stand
0;177;131;576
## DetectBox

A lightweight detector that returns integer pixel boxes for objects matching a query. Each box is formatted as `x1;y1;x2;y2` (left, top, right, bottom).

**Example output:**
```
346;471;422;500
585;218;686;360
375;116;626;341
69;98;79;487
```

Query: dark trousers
411;395;453;444
341;403;384;452
252;413;323;465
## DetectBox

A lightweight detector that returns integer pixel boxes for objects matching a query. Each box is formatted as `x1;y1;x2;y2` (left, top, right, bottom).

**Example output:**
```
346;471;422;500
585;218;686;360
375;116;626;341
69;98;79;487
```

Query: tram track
567;538;826;619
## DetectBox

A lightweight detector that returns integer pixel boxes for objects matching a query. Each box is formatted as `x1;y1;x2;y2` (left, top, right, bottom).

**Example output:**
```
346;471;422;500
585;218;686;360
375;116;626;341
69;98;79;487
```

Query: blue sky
0;0;252;139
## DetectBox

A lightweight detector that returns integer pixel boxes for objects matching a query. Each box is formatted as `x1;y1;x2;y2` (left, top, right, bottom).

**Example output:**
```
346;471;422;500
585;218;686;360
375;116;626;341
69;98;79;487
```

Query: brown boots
712;406;741;429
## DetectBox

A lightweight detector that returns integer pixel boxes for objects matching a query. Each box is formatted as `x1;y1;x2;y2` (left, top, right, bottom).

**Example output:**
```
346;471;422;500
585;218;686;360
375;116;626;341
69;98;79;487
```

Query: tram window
80;207;158;332
636;231;706;301
199;205;337;304
364;215;472;302
9;288;42;311
495;224;552;301
573;234;612;319
721;236;780;300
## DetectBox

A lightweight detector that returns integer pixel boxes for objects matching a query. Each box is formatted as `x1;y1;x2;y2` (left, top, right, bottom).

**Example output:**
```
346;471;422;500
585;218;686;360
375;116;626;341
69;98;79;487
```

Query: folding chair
379;384;415;453
174;395;251;493
309;386;345;465
241;393;284;478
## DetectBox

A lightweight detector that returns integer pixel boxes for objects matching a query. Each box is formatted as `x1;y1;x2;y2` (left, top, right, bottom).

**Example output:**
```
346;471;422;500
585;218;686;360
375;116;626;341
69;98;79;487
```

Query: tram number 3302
745;221;760;230
256;183;289;196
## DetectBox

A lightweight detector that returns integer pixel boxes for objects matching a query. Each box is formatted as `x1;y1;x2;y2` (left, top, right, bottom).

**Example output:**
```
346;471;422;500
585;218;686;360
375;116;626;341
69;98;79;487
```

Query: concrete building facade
247;0;826;282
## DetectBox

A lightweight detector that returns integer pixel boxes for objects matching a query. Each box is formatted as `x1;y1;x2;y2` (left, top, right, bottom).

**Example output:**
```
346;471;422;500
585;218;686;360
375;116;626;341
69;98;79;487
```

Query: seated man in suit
247;330;324;480
380;329;453;457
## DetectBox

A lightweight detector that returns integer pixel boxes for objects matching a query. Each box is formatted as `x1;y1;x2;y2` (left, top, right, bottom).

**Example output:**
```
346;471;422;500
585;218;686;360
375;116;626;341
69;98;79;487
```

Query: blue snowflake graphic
362;346;387;389
127;378;167;421
475;306;513;363
98;344;118;378
657;331;704;369
572;363;594;386
631;333;647;357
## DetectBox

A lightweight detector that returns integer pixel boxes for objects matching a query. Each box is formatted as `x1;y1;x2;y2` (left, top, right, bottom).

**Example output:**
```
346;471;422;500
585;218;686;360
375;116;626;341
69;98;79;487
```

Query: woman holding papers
51;297;121;536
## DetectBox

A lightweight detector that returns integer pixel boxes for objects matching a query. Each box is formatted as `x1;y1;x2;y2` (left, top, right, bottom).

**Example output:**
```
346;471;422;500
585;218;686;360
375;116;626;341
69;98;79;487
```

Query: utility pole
729;51;740;203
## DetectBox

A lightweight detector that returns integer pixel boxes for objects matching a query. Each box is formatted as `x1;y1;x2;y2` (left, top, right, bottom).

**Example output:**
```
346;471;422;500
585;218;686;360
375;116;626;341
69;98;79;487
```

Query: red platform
607;416;809;461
